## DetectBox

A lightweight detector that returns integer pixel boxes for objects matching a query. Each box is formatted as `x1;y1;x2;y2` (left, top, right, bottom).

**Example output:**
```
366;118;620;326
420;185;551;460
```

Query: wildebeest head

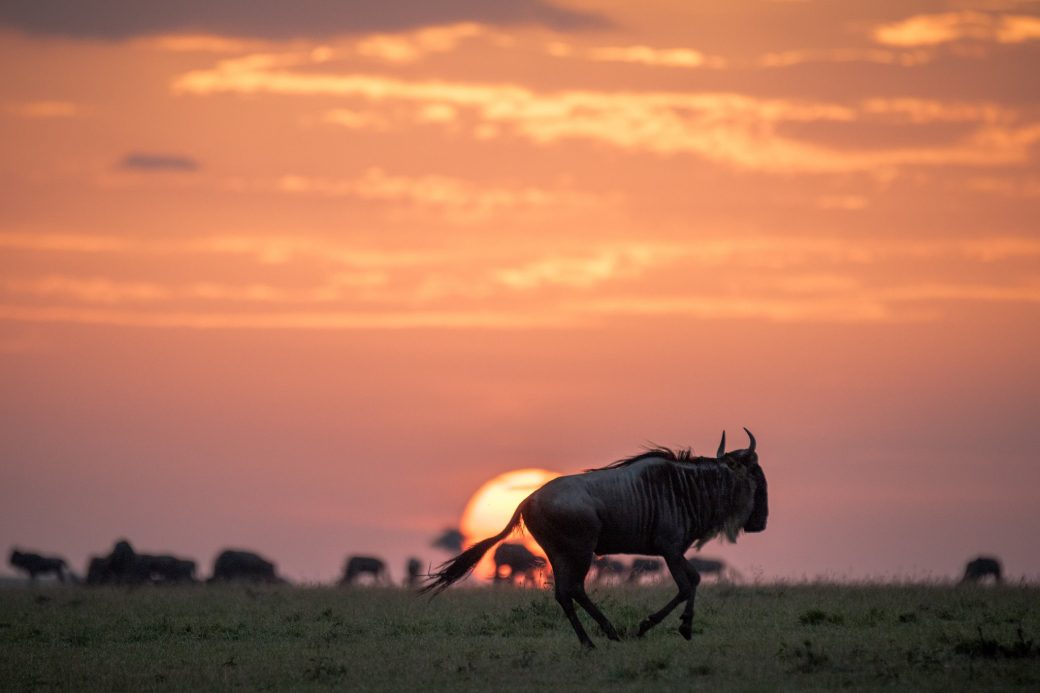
718;428;768;534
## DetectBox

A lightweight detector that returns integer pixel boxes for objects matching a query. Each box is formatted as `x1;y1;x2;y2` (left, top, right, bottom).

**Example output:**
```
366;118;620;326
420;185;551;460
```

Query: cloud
0;0;607;40
354;23;484;63
584;45;725;69
4;100;81;118
758;48;934;68
493;245;669;290
4;232;1040;329
3;274;387;305
0;305;579;330
139;34;252;53
119;152;201;172
873;11;1040;46
965;175;1040;197
273;168;601;220
172;56;1040;172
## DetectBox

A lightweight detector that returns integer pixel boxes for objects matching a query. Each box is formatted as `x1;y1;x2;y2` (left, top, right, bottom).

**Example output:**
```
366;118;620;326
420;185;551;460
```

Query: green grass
1;582;1038;691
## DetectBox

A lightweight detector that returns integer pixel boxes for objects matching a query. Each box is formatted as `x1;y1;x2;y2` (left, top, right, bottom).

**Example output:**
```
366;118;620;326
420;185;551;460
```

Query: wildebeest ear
716;430;726;458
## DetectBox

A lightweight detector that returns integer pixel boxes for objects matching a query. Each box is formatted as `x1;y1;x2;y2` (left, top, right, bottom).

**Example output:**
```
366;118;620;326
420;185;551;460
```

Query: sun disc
459;467;560;580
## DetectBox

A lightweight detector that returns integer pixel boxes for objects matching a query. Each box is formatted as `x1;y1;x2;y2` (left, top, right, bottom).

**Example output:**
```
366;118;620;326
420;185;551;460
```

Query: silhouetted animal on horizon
961;556;1003;584
688;556;740;581
85;540;148;585
627;558;664;583
9;549;71;583
341;556;390;585
432;529;464;553
84;540;196;585
209;550;281;583
424;429;769;647
140;555;197;583
405;558;423;588
493;543;545;585
591;557;626;583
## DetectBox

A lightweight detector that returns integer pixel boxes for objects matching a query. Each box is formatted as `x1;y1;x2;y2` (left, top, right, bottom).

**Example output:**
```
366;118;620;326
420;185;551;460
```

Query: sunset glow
459;468;559;580
1;1;1038;583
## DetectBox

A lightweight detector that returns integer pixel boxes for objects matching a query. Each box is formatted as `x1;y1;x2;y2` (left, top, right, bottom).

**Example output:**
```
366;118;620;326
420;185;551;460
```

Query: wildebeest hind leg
574;590;620;641
551;562;595;648
562;548;620;641
637;554;693;638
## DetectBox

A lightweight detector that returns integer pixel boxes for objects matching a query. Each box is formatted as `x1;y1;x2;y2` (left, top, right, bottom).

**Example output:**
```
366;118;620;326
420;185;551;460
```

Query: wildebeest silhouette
627;558;664;584
688;556;739;581
140;555;197;583
341;555;390;585
84;540;197;585
493;543;545;585
9;549;71;582
209;550;281;583
591;556;626;583
425;429;768;647
432;529;464;553
405;557;423;588
961;556;1003;584
85;540;149;585
85;556;114;585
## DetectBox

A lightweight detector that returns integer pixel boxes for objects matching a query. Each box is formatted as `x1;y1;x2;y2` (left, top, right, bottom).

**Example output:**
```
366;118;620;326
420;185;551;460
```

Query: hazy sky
2;0;1039;583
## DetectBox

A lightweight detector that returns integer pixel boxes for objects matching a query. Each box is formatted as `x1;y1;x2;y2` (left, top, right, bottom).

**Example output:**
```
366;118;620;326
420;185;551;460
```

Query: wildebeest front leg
637;555;693;637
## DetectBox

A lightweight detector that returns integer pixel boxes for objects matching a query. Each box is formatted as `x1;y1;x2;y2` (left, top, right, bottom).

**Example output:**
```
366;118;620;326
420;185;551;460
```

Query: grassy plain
1;582;1038;691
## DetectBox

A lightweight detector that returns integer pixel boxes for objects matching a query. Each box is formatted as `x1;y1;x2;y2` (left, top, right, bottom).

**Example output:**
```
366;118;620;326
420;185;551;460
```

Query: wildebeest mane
587;444;696;471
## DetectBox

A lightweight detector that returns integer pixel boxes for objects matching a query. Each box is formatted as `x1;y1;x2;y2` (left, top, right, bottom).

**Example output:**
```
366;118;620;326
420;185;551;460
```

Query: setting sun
458;468;560;580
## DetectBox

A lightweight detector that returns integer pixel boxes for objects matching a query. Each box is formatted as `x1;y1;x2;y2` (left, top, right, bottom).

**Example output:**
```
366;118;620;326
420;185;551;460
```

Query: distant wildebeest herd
7;538;739;590
9;540;286;586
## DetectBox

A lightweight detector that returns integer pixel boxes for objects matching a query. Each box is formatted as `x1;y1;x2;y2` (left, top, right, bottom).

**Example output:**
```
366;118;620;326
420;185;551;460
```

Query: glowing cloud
873;11;1040;46
172;58;1040;172
355;23;484;63
4;100;81;118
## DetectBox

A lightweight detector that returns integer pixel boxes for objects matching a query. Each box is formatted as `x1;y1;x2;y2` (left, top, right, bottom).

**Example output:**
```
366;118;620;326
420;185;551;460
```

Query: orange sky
2;0;1039;582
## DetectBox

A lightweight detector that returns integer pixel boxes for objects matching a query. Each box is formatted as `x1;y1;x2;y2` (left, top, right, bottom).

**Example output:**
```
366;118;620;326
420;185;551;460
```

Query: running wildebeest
9;549;71;582
961;556;1003;584
405;557;423;588
209;550;281;583
341;555;390;585
591;556;626;583
424;429;768;647
493;543;545;585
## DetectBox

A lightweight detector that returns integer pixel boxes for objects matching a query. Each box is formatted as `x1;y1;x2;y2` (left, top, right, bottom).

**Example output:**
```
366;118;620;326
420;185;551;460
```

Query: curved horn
743;427;756;453
716;430;726;458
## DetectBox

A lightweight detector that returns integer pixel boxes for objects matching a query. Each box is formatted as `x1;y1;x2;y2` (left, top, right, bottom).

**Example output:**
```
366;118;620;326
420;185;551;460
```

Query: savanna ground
1;582;1038;691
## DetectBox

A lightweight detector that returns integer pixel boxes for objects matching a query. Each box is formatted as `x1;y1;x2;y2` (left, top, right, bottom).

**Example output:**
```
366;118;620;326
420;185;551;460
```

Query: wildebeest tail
420;500;527;596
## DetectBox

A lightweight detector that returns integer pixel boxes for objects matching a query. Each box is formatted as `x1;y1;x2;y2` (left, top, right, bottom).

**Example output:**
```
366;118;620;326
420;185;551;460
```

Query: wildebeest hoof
679;623;693;640
637;619;654;637
580;639;596;649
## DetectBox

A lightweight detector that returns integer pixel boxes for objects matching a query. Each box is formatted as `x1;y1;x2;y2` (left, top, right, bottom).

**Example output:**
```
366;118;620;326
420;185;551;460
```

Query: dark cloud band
119;153;200;172
0;0;608;40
